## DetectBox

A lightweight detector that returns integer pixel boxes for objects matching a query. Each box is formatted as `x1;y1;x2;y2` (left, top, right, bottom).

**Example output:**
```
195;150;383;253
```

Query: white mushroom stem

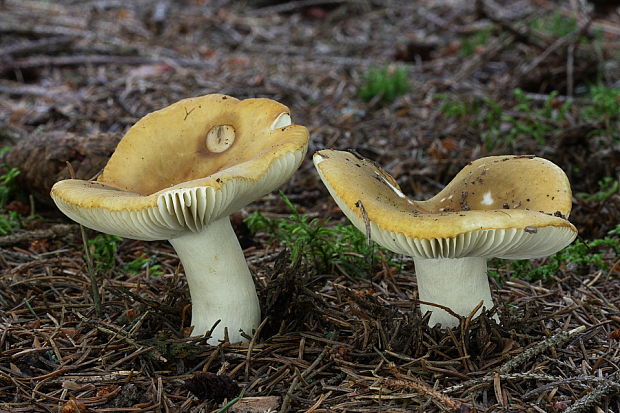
413;257;495;328
169;217;260;344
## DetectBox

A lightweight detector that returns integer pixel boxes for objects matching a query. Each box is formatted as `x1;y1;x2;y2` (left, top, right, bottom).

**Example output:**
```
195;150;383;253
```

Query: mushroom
313;150;577;328
51;94;309;343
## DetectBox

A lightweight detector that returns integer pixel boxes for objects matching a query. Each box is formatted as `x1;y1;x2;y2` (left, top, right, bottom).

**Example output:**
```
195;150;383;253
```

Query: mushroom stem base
169;217;260;344
414;257;495;328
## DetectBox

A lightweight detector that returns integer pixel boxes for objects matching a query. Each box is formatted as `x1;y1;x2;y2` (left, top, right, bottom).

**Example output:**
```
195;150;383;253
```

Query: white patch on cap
271;112;291;130
375;172;406;198
481;191;494;205
313;154;326;165
206;125;235;153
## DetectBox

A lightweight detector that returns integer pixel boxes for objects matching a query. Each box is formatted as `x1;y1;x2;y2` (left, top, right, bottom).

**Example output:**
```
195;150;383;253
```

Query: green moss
490;225;619;282
358;67;409;104
245;193;399;276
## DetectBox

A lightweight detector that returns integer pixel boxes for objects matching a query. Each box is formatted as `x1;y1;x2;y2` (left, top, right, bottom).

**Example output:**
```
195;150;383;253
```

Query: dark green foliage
125;253;163;276
88;234;122;271
582;85;620;136
459;27;493;56
0;168;20;208
440;85;618;150
577;177;618;203
531;13;577;37
0;147;22;235
245;193;399;276
0;211;21;236
87;234;163;275
358;67;409;104
490;225;619;282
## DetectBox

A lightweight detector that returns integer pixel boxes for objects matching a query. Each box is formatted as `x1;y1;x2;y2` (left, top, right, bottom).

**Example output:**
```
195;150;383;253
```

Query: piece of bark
230;396;281;412
2;131;121;204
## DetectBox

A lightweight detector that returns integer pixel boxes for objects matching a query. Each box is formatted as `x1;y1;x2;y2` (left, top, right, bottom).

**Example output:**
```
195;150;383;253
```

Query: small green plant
87;234;163;275
490;225;619;282
577;177;619;203
583;85;620;137
586;85;620;117
438;94;479;118
0;211;21;236
125;253;163;276
88;234;123;271
460;27;493;56
0;148;23;235
531;13;577;38
0;147;20;209
0;167;19;208
441;89;571;150
245;193;398;276
358;67;409;104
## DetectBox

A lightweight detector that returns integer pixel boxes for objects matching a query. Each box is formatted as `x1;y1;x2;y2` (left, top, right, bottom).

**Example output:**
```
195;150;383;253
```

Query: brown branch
381;377;463;411
0;36;76;57
499;326;587;373
564;378;620;413
247;0;356;16
0;224;77;247
0;55;215;71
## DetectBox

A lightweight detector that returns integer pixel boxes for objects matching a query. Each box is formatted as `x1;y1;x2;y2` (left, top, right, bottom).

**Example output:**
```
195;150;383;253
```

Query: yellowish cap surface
313;150;577;259
51;94;309;240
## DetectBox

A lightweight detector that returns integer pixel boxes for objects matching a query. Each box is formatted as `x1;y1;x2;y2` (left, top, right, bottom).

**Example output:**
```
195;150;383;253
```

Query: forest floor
0;0;619;412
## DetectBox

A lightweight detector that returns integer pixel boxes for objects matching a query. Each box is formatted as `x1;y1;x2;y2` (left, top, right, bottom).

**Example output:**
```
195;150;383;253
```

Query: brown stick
0;55;214;71
499;326;587;373
0;35;76;57
0;224;76;247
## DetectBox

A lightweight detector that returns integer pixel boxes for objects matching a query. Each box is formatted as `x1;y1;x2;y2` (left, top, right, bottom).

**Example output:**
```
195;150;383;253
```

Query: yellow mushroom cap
313;150;577;260
51;94;309;240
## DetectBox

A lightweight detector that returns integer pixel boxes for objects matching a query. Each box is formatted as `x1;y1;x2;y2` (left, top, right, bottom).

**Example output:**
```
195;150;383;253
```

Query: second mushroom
314;150;577;328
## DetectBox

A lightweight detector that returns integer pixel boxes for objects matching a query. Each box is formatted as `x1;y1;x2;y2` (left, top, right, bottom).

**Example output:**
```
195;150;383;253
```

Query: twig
280;370;300;413
564;379;620;413
112;287;179;315
280;352;327;412
217;386;246;413
443;372;612;394
379;377;463;411
499;325;586;373
65;161;102;319
49;371;135;384
452;33;516;83
247;0;357;16
0;55;214;71
0;35;76;57
443;372;557;393
0;83;80;99
75;312;167;362
518;19;592;77
522;375;619;398
415;299;462;321
566;41;575;97
0;224;77;247
0;21;87;38
245;316;269;381
477;1;546;49
79;206;101;318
